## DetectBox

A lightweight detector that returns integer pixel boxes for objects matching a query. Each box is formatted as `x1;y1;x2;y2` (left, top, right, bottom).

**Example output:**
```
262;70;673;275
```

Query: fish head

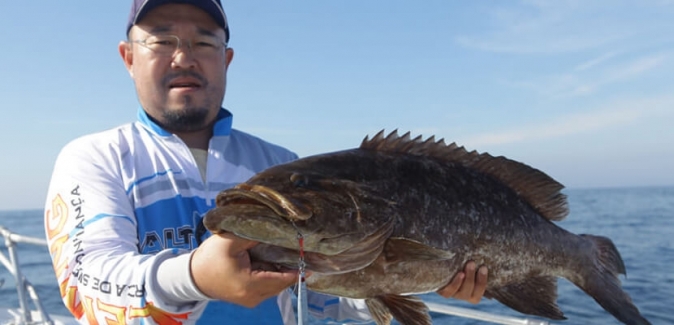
203;154;395;258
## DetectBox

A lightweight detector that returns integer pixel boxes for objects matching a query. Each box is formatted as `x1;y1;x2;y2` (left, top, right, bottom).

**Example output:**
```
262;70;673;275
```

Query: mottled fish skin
203;130;651;325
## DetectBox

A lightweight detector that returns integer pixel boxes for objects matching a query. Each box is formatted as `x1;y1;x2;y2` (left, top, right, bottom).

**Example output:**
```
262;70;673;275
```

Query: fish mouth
216;184;312;221
204;184;393;256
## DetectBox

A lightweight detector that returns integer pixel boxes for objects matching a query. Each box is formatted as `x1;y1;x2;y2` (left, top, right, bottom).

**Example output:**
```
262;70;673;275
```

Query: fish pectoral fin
384;238;453;263
365;295;430;325
486;275;566;320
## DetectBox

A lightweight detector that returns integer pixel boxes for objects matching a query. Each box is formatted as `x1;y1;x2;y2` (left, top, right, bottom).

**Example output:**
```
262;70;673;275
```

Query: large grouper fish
203;130;650;325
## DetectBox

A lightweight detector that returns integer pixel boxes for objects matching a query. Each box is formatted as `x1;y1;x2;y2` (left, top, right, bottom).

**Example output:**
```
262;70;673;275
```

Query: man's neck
176;129;212;150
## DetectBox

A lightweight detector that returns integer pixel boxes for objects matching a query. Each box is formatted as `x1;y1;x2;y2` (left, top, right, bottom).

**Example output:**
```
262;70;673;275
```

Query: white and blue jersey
44;108;371;324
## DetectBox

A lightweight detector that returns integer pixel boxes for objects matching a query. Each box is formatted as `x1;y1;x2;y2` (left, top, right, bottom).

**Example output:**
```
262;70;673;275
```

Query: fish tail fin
574;234;651;325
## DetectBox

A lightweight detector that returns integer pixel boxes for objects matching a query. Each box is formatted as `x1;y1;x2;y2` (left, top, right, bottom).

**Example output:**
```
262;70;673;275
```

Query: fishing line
292;222;308;325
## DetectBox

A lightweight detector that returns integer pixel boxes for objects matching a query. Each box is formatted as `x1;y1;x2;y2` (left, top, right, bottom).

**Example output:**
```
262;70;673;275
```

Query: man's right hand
190;232;300;307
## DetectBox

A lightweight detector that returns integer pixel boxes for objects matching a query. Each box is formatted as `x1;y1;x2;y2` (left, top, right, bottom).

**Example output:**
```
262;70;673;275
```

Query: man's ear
119;40;134;78
225;47;234;70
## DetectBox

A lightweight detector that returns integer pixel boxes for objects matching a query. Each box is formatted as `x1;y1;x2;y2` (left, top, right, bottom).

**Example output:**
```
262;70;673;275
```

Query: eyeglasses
132;35;227;58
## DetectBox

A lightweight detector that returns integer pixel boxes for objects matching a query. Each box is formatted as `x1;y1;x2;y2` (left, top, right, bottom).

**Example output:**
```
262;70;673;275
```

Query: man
44;0;488;324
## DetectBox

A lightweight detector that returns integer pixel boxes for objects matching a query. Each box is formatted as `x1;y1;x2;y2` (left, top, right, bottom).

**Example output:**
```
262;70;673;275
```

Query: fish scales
203;130;651;325
277;146;572;281
293;148;577;287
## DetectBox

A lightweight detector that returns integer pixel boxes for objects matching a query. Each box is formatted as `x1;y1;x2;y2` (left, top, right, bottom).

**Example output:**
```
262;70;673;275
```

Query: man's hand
436;261;488;304
190;232;300;307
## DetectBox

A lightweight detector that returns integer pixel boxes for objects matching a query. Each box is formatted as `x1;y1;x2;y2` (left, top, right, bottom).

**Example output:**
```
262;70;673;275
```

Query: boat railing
1;225;550;325
426;302;549;325
0;226;55;325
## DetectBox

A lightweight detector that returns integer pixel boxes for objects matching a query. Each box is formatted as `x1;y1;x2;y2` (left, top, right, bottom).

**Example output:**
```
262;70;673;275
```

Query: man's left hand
436;261;488;304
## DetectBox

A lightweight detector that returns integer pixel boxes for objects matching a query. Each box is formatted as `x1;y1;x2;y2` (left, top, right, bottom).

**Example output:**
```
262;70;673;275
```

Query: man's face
120;4;233;133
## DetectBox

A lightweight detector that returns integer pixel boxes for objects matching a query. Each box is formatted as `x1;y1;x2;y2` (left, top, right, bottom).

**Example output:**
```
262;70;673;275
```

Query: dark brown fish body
203;130;650;325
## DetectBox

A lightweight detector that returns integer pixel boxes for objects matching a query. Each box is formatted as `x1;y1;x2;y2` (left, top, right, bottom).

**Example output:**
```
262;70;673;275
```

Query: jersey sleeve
44;137;209;324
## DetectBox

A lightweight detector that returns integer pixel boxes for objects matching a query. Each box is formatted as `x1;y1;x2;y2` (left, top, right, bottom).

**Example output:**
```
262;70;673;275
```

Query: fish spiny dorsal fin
389;131;411;149
360;129;387;150
360;130;569;221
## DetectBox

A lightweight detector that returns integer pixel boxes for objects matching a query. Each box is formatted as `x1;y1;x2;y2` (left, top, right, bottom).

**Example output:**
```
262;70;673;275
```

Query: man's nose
171;41;197;69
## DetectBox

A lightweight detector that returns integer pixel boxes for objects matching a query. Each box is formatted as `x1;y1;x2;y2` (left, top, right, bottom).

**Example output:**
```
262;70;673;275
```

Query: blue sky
1;1;672;210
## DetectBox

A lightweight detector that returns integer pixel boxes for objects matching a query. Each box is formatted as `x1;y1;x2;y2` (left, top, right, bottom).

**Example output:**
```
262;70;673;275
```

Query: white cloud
573;52;619;71
459;95;674;147
607;54;667;80
501;52;670;98
456;0;671;54
565;53;668;97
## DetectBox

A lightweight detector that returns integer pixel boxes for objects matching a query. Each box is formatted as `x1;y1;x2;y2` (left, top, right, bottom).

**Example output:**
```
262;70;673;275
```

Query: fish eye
290;173;309;188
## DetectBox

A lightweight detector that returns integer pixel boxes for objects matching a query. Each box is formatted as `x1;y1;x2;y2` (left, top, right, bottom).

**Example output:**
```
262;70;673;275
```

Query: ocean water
1;186;672;325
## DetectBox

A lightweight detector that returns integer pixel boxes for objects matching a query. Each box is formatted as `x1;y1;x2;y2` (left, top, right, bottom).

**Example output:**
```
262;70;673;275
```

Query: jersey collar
137;107;234;137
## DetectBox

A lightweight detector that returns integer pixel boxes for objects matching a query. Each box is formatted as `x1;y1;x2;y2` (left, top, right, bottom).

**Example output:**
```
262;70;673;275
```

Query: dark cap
127;0;230;42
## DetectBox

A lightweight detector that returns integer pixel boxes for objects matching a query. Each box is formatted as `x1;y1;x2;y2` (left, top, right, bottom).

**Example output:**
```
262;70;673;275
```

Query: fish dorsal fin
360;130;568;221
